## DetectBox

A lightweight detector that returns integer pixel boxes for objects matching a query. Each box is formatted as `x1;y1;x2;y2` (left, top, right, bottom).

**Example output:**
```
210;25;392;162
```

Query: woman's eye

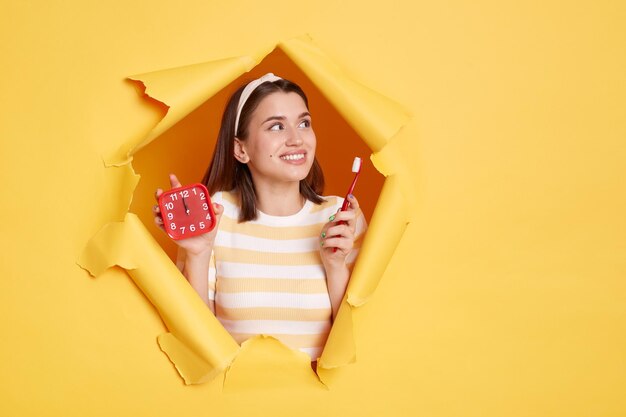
269;123;283;131
298;119;311;128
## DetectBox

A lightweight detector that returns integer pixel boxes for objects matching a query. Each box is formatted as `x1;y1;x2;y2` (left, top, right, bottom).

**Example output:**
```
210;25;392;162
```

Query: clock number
169;193;178;201
180;226;186;234
202;203;208;210
192;188;197;195
167;212;173;220
199;222;205;229
170;222;176;230
189;224;196;232
179;190;189;198
165;202;174;210
206;213;212;220
200;192;206;200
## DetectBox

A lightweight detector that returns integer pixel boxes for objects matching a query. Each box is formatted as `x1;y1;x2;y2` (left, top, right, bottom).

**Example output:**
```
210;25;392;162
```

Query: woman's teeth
280;153;304;161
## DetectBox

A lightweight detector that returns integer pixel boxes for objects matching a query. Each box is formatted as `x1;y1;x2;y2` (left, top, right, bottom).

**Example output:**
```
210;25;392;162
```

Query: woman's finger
331;210;356;233
321;236;353;252
318;221;332;241
320;222;354;251
325;224;354;241
330;210;355;223
169;173;182;189
211;203;224;228
346;194;360;211
154;215;165;231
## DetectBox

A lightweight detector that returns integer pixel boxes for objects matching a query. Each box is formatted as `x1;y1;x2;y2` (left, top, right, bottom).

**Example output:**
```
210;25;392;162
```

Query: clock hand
182;196;190;215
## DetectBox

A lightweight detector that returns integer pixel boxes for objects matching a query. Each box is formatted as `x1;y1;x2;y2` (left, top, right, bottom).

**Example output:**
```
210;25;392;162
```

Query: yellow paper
79;213;240;384
279;36;412;153
5;2;626;415
79;35;412;385
108;56;259;165
223;335;324;391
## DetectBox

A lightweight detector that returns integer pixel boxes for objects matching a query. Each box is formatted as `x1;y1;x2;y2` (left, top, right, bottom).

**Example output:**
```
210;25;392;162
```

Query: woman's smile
279;150;307;164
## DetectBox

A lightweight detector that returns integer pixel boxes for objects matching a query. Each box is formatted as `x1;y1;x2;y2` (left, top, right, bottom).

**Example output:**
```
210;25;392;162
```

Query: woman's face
235;91;316;188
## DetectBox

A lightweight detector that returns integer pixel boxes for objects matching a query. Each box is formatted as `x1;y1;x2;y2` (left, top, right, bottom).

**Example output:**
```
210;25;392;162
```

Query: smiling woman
152;73;368;361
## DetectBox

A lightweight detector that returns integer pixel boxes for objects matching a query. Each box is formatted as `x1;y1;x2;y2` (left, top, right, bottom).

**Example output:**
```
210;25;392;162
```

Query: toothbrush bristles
351;157;362;173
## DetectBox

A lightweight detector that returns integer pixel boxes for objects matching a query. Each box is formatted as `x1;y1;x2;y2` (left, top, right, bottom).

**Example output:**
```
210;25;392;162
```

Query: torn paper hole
79;34;413;387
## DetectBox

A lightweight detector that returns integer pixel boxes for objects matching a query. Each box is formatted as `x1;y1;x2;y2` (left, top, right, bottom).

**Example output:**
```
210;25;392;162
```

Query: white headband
234;73;282;136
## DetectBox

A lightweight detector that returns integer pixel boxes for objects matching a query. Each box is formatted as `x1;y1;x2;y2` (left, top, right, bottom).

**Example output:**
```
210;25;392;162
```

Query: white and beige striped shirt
206;190;367;361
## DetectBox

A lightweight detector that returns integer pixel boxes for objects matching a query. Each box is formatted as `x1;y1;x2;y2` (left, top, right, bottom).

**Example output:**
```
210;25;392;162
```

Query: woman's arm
324;264;351;321
154;174;223;311
176;246;214;313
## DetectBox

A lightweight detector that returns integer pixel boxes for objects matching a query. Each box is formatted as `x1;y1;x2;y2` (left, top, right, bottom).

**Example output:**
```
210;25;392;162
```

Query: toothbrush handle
342;172;360;209
333;172;360;253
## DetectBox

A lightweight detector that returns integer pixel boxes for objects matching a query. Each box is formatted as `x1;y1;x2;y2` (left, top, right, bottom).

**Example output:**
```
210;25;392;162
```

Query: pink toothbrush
334;157;362;252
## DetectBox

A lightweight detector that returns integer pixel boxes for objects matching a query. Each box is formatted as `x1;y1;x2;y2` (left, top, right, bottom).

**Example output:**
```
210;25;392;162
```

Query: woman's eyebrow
261;112;311;124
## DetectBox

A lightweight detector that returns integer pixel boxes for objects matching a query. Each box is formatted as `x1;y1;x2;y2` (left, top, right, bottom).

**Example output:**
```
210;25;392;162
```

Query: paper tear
79;213;240;384
81;34;413;386
158;332;227;385
106;55;259;166
223;335;324;391
106;163;141;218
371;127;419;217
279;35;411;153
128;56;257;149
315;176;410;383
127;78;170;112
77;216;140;276
346;175;410;307
318;303;356;368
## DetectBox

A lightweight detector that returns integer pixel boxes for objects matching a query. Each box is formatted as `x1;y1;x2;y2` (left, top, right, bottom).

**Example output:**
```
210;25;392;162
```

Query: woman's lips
279;151;307;164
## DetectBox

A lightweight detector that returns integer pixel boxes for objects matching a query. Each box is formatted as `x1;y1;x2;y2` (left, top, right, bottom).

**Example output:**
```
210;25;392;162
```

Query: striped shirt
207;191;367;361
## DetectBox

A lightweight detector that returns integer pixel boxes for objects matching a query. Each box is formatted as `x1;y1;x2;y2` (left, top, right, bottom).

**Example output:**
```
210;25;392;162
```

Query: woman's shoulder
210;190;240;218
306;195;344;216
210;190;237;204
315;195;344;210
311;195;367;229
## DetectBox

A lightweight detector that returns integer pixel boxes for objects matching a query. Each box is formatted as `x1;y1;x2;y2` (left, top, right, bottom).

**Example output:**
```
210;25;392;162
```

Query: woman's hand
153;174;223;308
153;173;223;256
319;194;359;320
319;194;359;269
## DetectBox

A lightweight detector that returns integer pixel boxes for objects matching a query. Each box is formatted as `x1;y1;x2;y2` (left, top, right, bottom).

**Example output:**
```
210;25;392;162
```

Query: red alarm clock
158;183;216;240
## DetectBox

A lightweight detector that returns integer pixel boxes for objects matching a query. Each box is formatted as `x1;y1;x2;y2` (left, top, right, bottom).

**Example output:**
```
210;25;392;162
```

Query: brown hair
201;78;325;222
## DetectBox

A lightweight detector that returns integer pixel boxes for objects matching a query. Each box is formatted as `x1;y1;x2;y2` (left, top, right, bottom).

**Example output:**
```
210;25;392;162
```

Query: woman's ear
233;138;249;163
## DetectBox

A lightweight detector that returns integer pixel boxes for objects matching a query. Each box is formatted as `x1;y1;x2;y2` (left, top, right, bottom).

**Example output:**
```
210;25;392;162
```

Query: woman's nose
285;127;304;146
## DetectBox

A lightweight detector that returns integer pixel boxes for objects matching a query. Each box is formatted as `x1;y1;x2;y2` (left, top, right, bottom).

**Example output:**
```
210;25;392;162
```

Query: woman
154;73;366;360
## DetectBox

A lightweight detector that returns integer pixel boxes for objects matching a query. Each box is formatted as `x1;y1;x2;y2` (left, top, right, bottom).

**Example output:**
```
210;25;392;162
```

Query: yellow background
2;1;625;416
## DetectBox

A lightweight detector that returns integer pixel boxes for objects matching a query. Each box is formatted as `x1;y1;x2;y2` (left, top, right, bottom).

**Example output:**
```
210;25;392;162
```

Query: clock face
158;183;216;240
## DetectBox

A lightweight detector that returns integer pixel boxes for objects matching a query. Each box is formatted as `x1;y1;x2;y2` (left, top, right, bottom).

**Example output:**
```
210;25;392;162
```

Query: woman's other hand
319;194;360;320
152;173;223;256
319;194;359;269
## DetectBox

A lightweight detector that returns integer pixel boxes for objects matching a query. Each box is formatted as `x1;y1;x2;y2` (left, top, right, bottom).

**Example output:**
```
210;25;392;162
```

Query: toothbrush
333;157;362;252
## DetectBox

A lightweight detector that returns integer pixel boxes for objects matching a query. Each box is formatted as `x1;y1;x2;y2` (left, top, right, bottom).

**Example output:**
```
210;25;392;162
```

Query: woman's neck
253;181;304;216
